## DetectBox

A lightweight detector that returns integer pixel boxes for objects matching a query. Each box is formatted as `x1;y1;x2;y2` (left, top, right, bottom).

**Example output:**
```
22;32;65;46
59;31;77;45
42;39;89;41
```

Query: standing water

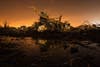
0;36;100;67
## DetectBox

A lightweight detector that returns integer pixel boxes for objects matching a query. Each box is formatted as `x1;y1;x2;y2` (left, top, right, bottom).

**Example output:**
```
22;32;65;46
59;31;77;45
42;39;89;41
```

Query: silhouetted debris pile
0;12;100;42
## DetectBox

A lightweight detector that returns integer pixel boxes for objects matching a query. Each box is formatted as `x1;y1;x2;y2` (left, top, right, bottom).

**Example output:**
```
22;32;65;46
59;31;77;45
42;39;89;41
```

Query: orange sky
0;0;100;27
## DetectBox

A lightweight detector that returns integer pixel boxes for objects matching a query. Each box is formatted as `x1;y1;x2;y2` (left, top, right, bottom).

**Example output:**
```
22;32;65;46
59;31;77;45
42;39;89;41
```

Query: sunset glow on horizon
0;0;100;27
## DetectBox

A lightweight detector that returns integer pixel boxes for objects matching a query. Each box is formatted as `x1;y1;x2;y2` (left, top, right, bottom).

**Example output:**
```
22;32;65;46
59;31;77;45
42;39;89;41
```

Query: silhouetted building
40;12;49;24
4;20;9;28
34;11;71;32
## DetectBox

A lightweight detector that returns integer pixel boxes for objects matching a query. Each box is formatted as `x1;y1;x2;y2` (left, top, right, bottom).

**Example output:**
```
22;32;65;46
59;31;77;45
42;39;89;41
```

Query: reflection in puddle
0;37;100;67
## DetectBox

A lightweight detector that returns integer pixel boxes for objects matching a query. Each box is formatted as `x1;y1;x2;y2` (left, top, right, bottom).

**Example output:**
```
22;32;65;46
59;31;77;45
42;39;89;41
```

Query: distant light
91;20;100;27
